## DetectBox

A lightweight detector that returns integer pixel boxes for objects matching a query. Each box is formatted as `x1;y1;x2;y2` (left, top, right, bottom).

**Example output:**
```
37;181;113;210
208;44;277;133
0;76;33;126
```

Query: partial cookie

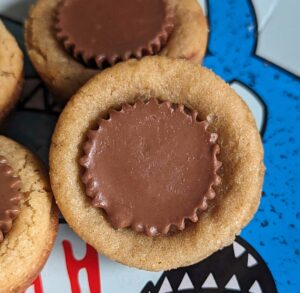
25;0;208;102
0;136;58;293
0;21;24;122
50;56;264;271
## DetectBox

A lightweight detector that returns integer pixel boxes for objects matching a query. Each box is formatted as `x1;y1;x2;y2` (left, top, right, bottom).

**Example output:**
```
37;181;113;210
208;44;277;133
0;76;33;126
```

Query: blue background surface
203;1;300;292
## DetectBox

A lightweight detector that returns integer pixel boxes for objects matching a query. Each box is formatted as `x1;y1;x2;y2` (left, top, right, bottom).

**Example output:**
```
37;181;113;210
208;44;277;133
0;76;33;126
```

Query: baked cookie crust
25;0;208;102
0;136;58;293
50;56;264;271
0;21;24;122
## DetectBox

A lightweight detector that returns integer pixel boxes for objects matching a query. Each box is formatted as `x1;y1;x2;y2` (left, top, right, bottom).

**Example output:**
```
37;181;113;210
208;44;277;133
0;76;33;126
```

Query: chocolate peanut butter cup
80;99;221;236
50;57;264;271
55;0;174;68
0;156;22;242
49;56;264;271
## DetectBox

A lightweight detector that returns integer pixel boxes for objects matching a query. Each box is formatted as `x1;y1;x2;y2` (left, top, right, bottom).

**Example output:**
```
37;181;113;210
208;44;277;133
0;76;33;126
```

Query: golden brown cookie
0;136;58;293
25;0;208;102
0;21;24;122
50;56;264;271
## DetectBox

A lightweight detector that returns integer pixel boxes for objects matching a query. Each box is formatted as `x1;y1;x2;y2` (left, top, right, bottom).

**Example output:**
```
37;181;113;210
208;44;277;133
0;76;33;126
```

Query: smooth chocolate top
56;0;174;68
0;156;22;242
81;99;221;236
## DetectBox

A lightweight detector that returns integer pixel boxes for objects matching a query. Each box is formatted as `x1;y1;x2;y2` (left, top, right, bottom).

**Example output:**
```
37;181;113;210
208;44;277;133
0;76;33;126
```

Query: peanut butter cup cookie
50;56;264;271
25;0;208;102
0;21;24;122
0;136;58;293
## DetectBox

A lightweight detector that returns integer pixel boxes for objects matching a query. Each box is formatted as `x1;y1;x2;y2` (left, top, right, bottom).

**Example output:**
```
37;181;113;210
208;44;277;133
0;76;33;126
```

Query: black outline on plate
0;14;22;26
203;0;212;57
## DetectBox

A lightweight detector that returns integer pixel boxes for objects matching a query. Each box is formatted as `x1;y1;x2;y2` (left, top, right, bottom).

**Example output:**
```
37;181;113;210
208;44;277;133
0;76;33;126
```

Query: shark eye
231;81;266;135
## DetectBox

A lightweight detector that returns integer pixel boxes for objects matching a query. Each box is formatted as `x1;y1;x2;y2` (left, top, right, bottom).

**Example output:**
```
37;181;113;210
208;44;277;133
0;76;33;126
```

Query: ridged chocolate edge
80;99;222;236
0;156;22;242
55;0;175;69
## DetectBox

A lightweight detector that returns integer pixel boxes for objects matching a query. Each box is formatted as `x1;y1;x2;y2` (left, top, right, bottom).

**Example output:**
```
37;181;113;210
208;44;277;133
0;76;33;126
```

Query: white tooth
233;241;246;258
158;277;173;293
247;253;258;267
201;273;218;289
249;280;263;293
177;273;194;290
225;274;241;291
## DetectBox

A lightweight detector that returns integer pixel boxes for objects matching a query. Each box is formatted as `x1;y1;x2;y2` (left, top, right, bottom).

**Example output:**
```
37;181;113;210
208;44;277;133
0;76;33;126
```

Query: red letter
24;275;43;293
63;240;101;293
